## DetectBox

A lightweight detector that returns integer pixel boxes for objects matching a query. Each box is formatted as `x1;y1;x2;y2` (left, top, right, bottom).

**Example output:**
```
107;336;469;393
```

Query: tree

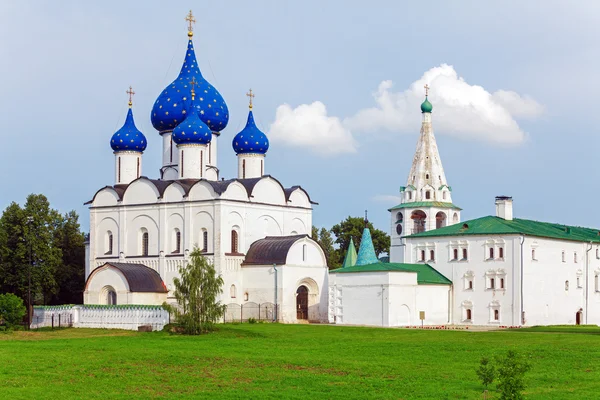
496;350;531;400
476;356;496;389
50;210;85;304
0;293;26;329
165;249;225;334
331;216;390;257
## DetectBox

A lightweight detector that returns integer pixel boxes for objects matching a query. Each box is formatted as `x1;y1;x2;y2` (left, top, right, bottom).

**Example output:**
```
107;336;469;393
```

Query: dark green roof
407;215;600;243
330;262;452;285
389;201;462;211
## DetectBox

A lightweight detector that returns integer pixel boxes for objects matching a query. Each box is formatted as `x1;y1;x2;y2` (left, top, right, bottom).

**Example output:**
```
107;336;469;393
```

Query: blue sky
1;1;599;235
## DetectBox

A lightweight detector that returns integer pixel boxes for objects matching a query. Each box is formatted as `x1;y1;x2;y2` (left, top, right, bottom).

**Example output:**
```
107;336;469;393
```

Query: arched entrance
102;286;117;305
436;212;447;229
576;309;583;325
296;285;308;320
411;210;427;234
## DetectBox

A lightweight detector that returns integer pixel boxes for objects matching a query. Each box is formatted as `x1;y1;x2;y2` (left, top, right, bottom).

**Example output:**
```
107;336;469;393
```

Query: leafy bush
248;318;257;324
496;350;531;400
476;356;495;388
0;293;26;328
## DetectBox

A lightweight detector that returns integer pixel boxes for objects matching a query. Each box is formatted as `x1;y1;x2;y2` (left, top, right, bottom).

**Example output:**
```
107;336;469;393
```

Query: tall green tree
331;216;390;257
50;210;85;304
0;202;28;301
165;248;225;334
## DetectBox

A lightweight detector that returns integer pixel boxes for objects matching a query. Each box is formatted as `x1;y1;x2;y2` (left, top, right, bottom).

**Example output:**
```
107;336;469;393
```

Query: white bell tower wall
178;143;207;179
114;151;142;185
237;153;265;179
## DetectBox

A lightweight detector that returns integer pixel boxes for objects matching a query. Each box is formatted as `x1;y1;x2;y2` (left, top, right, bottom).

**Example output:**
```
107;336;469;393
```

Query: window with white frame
429;249;435;262
496;269;506;290
416;243;435;263
577;270;583;288
449;241;468;261
485;239;505;261
562;250;566;262
574;252;578;263
420;249;426;262
462;301;473;322
464;271;474;290
230;285;237;298
489;301;501;323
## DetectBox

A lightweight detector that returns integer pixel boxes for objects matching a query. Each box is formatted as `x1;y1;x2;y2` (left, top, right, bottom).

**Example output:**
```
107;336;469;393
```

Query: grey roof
243;235;308;266
87;262;167;293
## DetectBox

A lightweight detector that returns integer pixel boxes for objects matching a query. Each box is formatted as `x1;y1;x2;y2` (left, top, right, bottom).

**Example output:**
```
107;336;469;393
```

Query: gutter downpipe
273;263;278;322
520;236;525;326
381;285;385;327
586;242;592;324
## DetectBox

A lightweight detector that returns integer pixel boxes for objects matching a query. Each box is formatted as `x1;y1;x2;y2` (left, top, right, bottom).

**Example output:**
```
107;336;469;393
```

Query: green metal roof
342;238;357;268
407;215;600;243
389;201;462;211
330;262;452;285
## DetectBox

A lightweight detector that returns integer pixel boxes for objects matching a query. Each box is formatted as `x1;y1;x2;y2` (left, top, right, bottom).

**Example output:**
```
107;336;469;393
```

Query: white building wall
114;151;141;185
237;154;265;179
177;143;207;179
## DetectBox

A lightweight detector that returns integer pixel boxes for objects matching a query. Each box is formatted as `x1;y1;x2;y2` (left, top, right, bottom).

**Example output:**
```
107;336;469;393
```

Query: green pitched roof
355;228;380;265
389;201;462;211
407;215;600;243
330;262;451;285
342;238;358;268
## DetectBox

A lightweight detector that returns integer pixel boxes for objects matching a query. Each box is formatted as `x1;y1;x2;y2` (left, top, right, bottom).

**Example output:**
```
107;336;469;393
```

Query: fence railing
223;302;278;323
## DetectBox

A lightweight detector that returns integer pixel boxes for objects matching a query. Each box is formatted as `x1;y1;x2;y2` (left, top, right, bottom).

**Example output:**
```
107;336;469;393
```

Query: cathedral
83;12;328;323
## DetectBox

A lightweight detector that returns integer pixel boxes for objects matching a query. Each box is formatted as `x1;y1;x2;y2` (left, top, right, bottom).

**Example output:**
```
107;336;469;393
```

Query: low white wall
31;305;169;331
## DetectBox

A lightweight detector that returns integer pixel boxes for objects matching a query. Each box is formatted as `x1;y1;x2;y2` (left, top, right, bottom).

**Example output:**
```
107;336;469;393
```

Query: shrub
476;356;496;389
0;293;26;329
248;317;257;324
496;350;531;400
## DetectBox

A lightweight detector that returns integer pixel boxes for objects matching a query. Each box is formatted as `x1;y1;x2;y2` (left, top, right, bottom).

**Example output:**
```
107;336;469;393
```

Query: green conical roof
355;228;380;266
342;238;358;268
421;97;433;113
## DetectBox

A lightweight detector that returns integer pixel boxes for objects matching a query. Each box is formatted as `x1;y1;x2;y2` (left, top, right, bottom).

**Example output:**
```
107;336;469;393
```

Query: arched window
462;248;468;260
425;174;429;179
453;248;458;260
202;230;208;252
468;280;473;290
108;290;117;305
425;191;431;200
429;249;435;261
174;229;181;254
230;284;237;298
443;191;447;200
435;212;447;229
466;309;472;321
396;212;403;223
411;210;427;234
231;230;239;253
107;232;113;255
453;213;459;224
420;250;425;262
499;247;504;259
141;230;149;256
302;244;307;261
242;159;246;179
494;309;499;321
489;247;494;259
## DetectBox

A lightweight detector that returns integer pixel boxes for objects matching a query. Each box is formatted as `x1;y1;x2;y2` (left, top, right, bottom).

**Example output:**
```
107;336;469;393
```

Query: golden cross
246;88;255;109
126;86;135;107
190;77;197;98
185;10;196;37
424;84;430;97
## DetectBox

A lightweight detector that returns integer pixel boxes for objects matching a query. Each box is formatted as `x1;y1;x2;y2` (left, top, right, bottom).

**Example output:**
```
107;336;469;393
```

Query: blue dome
232;110;269;155
110;108;147;152
151;39;229;133
172;95;213;145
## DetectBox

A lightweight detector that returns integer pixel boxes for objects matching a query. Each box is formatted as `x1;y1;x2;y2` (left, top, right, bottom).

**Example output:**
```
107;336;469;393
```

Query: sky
1;0;600;235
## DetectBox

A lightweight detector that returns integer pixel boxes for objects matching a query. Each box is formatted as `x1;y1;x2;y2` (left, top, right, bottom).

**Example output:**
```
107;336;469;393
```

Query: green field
1;324;599;399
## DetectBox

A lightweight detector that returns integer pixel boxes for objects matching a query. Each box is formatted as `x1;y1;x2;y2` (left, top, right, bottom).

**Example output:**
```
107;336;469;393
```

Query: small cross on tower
185;10;196;37
246;88;255;110
190;77;197;98
424;84;430;97
126;86;135;107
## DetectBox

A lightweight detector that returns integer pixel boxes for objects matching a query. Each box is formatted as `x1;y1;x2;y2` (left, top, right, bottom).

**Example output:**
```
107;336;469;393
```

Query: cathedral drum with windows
83;13;329;323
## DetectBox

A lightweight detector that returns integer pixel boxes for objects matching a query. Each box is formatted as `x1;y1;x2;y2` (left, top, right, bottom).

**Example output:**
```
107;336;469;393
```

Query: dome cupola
232;89;269;155
151;12;229;133
420;83;433;113
172;80;213;145
110;88;147;152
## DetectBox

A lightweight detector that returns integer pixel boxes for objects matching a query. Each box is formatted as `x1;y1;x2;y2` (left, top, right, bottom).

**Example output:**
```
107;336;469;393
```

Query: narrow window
142;232;149;256
597;249;599;259
430;249;435;261
200;151;203;178
180;150;184;177
242;159;246;179
499;247;504;259
462;248;468;260
500;278;505;289
303;244;307;261
468;280;473;290
202;230;208;252
230;284;236;298
136;157;140;178
408;192;412;200
574;252;578;263
562;251;565;262
261;159;264;176
490;278;495;289
108;233;113;255
494;309;499;321
595;275;599;292
208;142;212;164
443;191;447;200
565;280;569;291
426;174;429;179
170;136;173;163
175;230;181;253
489;247;494;259
420;250;425;261
231;230;238;253
118;157;121;183
532;249;536;260
425;191;431;200
453;248;458;260
466;309;472;321
577;276;581;288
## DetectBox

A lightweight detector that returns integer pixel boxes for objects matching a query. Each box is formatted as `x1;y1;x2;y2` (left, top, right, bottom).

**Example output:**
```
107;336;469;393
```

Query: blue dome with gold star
232;110;269;155
172;95;213;145
110;107;147;152
151;39;229;133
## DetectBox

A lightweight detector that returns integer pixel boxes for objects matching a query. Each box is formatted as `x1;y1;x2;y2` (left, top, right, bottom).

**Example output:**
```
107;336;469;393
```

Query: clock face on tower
396;224;403;235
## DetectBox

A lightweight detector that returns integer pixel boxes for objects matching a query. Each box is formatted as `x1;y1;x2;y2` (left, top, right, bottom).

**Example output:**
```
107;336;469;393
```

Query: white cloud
345;64;543;145
268;102;357;155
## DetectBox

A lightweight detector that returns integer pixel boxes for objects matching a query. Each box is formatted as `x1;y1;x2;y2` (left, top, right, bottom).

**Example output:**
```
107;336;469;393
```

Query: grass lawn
1;324;599;399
